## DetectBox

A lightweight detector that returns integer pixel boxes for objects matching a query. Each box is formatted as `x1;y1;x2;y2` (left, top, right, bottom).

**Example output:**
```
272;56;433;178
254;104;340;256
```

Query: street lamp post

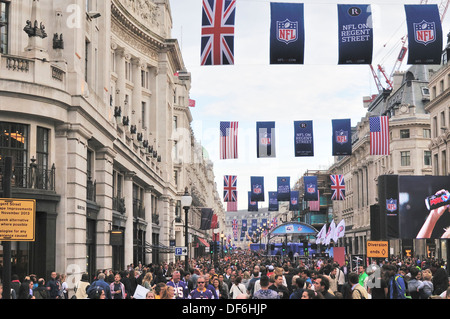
181;187;192;273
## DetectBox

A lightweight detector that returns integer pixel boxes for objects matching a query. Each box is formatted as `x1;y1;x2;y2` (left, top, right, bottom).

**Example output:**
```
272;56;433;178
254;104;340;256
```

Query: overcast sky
169;0;450;210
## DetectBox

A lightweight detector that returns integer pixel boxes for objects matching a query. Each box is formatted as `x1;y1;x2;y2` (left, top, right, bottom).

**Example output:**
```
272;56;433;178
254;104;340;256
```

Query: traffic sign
0;198;36;241
366;240;389;258
175;246;187;256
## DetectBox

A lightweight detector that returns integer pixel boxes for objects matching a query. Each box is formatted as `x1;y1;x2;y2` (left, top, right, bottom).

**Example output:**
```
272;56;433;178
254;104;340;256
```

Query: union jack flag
223;175;237;202
330;174;346;200
201;0;236;65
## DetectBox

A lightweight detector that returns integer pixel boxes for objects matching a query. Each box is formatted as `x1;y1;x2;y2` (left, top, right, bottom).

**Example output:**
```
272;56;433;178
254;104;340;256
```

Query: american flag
201;0;236;65
223;175;237;202
370;116;390;155
309;190;320;211
330;174;345;200
220;121;238;159
227;201;238;212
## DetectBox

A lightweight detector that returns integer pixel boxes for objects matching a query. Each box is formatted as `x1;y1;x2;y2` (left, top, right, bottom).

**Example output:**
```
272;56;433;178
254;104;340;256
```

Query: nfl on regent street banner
256;121;276;158
405;4;442;65
250;176;265;202
248;192;259;211
269;191;279;211
332;119;352;156
289;190;300;211
270;2;304;64
337;4;373;64
277;176;291;201
303;176;318;201
294;120;314;157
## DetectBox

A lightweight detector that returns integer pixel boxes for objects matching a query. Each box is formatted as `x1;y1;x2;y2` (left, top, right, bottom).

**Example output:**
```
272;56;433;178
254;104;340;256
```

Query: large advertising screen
399;176;450;239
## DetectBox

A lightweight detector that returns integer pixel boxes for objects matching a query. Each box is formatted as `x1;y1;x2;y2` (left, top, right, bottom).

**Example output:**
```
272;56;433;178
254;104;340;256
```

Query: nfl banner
332;119;352;156
303;175;318;201
405;4;442;65
200;208;214;230
289;190;300;211
251;219;258;231
201;0;236;65
337;4;373;64
257;121;276;158
250;176;265;202
277;176;291;201
248;192;258;211
270;2;304;64
294;120;314;157
242;219;247;231
268;191;279;211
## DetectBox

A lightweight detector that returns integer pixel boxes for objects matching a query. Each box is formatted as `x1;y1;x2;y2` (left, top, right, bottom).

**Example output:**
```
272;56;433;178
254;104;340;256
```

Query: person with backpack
87;273;112;299
387;265;407;299
348;272;369;299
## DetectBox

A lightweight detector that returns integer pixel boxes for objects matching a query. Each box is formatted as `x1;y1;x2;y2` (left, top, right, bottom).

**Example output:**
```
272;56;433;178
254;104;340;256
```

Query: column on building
116;47;129;124
55;123;93;274
95;146;116;270
159;194;171;263
124;171;136;266
131;57;142;129
144;186;154;265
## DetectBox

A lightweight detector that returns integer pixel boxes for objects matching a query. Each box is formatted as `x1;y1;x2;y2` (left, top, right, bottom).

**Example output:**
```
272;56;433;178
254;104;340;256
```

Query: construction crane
370;0;449;93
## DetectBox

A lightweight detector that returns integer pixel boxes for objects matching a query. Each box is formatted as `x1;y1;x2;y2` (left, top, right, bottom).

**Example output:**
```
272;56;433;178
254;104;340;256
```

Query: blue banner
277;176;291;201
332;119;352;156
270;2;304;64
250;176;265;201
251;219;258;231
405;4;442;65
294;120;314;156
303;176;318;201
290;190;300;211
242;219;247;231
337;4;373;64
269;191;279;211
256;121;276;158
248;192;258;211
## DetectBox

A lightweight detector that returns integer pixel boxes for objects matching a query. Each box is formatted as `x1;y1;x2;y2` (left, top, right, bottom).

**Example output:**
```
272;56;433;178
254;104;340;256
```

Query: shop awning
198;237;210;247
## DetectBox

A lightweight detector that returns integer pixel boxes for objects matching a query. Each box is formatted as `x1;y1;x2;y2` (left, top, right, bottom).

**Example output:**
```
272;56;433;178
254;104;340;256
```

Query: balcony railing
133;198;145;219
86;177;96;202
112;196;126;214
0;163;56;191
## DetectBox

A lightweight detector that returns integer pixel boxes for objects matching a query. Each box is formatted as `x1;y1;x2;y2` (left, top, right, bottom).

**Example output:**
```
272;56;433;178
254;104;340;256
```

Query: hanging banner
256;121;276;158
303;175;318;201
250;176;265;202
289;190;300;211
337;4;373;64
294;120;314;157
242;219;247;231
332;119;352;156
405;4;442;65
200;208;214;230
248;192;258;211
268;191;279;211
270;2;304;64
277;176;291;201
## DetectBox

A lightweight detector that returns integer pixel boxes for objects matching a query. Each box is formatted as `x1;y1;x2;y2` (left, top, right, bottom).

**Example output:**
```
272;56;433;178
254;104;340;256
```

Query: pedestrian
47;272;61;299
10;274;21;299
154;282;167;299
141;271;153;291
145;291;155;299
161;285;175;299
166;270;189;299
18;279;35;299
348;272;369;299
74;273;90;299
252;275;279;299
269;274;290;299
110;273;126;299
432;268;449;296
407;267;422;299
418;269;434;299
33;278;49;299
218;274;230;298
313;275;336;299
60;274;69;299
229;275;247;299
301;289;324;299
188;276;215;299
387;265;407;299
289;277;305;299
87;272;112;299
358;265;368;289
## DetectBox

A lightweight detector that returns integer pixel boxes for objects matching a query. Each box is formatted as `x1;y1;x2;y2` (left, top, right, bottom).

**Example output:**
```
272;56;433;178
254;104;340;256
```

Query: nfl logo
253;185;262;194
291;198;297;205
261;133;271;145
277;19;298;44
386;198;397;212
414;20;436;45
336;130;348;145
307;184;315;194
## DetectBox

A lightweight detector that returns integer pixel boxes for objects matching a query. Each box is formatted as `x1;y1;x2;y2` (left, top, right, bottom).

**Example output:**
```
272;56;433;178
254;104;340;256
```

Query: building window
400;129;410;139
0;122;28;168
0;1;9;54
141;69;149;89
433;116;438;138
441;111;446;129
434;153;439;175
173;170;178;186
141;102;146;130
85;39;90;83
442;150;447;175
424;151;431;166
400;151;410;166
173;116;178;132
36;127;49;170
125;61;132;81
423;128;431;138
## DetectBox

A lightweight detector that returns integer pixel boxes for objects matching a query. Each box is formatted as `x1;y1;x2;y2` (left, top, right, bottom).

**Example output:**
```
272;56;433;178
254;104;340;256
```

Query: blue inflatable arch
269;222;318;237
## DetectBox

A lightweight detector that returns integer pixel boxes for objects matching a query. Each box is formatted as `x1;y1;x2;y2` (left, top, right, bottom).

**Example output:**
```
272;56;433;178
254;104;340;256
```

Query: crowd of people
1;251;449;300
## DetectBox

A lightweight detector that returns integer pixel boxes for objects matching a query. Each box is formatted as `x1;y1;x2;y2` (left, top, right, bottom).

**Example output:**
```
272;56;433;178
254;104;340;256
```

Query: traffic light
302;240;309;257
209;242;214;254
282;243;286;252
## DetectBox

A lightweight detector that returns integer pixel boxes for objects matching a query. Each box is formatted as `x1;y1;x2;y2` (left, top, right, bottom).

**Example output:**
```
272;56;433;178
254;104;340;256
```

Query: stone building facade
0;0;224;282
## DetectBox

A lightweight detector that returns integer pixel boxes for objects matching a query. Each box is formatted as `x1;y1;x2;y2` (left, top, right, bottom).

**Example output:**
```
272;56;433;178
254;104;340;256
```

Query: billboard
377;175;450;239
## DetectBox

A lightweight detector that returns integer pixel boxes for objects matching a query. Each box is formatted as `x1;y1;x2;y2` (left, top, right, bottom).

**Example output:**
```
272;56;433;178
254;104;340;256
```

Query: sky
169;0;450;210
